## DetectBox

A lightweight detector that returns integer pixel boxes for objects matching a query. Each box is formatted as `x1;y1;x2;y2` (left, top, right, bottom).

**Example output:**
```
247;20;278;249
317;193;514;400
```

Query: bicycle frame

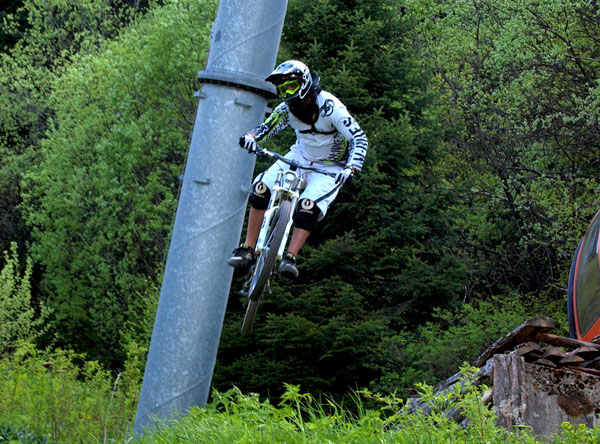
255;168;304;263
252;146;338;265
240;145;339;336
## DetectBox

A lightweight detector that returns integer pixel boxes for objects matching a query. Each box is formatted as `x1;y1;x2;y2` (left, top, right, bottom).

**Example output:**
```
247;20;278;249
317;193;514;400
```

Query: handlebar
253;145;338;177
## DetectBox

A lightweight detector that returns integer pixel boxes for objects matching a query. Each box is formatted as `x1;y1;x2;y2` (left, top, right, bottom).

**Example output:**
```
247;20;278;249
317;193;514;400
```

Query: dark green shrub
0;422;51;443
372;295;567;396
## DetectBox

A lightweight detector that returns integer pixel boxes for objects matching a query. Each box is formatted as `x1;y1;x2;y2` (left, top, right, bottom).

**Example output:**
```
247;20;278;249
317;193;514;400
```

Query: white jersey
250;91;368;171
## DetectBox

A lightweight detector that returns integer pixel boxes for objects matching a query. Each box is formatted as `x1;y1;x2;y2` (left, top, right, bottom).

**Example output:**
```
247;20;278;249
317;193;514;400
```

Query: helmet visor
276;79;301;98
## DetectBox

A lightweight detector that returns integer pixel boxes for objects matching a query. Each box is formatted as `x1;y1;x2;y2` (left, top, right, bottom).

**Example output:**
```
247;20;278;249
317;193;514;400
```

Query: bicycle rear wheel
241;200;292;336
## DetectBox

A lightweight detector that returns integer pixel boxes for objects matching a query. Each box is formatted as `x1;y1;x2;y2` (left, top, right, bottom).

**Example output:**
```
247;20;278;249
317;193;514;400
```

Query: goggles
276;79;301;97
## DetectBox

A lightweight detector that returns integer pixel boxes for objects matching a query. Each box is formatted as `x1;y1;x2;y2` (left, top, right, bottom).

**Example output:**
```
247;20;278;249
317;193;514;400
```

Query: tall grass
0;342;139;443
133;371;600;444
2;354;600;444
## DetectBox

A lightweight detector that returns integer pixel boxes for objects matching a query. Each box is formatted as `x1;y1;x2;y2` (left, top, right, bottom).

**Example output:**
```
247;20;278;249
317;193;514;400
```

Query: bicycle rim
241;200;292;336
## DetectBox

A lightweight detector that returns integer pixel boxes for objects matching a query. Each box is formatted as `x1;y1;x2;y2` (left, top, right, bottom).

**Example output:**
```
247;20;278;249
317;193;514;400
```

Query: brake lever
255;149;269;159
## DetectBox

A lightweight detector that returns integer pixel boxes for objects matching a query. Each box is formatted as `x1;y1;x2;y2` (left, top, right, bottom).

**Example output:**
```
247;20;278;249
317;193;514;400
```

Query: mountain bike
240;146;337;336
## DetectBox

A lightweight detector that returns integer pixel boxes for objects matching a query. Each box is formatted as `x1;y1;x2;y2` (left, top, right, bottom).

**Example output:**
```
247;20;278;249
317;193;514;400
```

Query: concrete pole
133;0;287;434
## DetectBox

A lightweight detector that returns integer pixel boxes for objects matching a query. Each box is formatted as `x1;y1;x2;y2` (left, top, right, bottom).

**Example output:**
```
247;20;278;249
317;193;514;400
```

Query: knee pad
293;199;321;231
249;181;271;210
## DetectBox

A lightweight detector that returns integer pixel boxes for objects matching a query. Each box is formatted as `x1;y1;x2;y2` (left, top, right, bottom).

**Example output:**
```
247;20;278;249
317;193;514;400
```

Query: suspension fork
255;170;301;258
255;195;280;253
277;194;299;260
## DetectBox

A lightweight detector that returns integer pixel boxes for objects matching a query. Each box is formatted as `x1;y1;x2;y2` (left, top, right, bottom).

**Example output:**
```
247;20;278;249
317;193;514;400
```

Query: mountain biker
228;60;368;279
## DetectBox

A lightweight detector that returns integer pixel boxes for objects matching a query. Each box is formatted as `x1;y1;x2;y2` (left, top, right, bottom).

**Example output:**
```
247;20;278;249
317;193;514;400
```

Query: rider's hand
335;167;354;185
239;134;257;153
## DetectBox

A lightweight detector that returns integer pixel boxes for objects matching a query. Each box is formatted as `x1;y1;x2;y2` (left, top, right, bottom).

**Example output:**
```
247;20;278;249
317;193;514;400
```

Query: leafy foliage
214;0;468;399
408;0;600;297
0;0;149;257
0;422;51;444
0;243;50;356
0;342;139;443
0;0;25;52
372;296;566;395
133;373;594;444
21;0;216;365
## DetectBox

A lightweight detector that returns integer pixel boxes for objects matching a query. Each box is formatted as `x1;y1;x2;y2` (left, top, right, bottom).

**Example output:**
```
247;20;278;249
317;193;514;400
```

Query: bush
0;422;51;444
0;243;50;356
372;295;567;396
0;342;139;443
21;0;217;366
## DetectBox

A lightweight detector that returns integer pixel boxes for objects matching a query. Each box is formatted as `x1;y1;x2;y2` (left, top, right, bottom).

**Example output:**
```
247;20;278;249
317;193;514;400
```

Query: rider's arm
330;106;368;172
248;102;291;143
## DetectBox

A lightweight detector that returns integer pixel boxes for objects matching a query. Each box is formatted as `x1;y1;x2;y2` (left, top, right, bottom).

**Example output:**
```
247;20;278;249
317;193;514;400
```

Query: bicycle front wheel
241;199;292;336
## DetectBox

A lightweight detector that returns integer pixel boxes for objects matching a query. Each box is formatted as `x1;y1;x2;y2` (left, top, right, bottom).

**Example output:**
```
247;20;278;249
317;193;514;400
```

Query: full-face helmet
265;60;313;101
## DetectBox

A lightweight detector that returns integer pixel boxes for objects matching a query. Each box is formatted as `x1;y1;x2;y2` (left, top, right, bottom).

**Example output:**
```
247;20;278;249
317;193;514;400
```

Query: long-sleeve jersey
249;91;368;171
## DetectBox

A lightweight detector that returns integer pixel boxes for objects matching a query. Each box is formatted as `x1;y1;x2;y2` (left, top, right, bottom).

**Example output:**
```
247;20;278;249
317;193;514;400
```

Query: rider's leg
286;227;311;256
280;199;320;278
279;227;310;279
279;166;342;277
279;229;308;279
228;181;270;268
244;181;271;248
244;207;266;249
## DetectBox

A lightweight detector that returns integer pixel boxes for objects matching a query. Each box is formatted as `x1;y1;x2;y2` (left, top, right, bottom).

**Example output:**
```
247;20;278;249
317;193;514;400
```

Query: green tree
408;0;600;298
214;0;467;399
372;295;566;395
0;0;150;259
21;0;217;365
0;0;25;52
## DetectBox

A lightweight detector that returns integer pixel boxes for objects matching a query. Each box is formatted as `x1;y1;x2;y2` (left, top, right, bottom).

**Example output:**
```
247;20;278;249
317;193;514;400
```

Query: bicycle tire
241;199;292;336
567;238;583;339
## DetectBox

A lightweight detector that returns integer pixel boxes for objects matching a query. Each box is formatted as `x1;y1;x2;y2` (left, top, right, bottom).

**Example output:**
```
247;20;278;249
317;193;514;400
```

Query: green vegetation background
0;0;598;441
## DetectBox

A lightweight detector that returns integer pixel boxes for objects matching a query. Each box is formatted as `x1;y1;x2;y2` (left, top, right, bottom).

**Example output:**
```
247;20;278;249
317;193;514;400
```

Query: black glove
239;134;257;152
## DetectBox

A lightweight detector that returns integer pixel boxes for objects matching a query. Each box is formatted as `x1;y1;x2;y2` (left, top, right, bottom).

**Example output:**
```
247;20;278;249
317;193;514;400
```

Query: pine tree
214;0;467;399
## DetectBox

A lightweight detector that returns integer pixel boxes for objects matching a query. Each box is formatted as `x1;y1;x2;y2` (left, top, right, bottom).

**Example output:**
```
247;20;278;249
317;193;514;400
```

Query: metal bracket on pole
197;68;276;98
234;98;253;109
